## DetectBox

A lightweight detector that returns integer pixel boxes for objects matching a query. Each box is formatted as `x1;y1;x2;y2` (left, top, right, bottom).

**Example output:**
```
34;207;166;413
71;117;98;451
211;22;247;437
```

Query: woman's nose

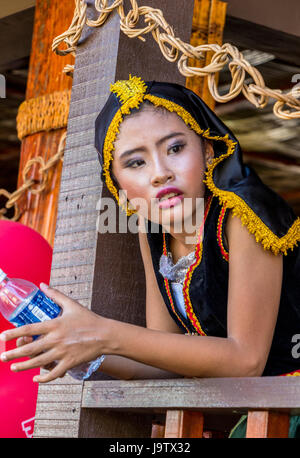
151;163;174;187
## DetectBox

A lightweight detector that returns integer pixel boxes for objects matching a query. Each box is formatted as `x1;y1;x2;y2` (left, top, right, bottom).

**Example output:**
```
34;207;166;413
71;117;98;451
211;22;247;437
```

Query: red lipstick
156;187;183;200
155;187;184;209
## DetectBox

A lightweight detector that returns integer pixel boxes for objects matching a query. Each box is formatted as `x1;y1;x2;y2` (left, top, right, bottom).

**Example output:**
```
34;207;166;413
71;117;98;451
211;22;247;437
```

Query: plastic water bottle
0;268;105;380
0;268;61;328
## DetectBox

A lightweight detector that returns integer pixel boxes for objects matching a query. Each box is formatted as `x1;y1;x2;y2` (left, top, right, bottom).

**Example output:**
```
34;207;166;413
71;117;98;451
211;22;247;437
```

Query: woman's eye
169;143;185;154
125;159;145;168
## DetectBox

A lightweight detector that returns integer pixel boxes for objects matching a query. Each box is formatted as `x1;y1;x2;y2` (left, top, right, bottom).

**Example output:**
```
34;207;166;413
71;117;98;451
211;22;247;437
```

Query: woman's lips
155;187;184;209
158;193;184;209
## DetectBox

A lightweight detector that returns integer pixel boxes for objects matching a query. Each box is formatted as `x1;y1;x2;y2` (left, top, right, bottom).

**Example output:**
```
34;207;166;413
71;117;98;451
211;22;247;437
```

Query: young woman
0;76;300;436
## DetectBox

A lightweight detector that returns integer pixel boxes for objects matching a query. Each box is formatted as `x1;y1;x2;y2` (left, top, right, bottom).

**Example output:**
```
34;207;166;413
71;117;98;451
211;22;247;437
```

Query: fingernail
40;282;49;289
33;376;39;383
0;333;7;341
11;364;17;371
0;353;7;361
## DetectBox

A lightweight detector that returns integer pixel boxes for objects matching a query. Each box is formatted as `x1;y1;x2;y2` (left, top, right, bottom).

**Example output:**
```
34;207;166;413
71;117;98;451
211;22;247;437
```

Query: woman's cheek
179;162;205;187
123;179;146;201
120;182;150;217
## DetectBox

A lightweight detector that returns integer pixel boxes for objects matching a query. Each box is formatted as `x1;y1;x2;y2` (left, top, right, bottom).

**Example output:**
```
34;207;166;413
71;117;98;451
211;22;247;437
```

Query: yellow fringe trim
103;77;147;215
283;371;300;376
103;77;300;256
16;89;71;140
203;151;300;256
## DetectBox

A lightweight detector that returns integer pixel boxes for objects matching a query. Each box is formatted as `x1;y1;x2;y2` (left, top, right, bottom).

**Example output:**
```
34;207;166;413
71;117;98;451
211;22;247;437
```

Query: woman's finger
0;320;53;342
39;283;77;311
1;336;51;363
16;336;33;347
9;349;57;373
0;286;79;344
33;360;68;383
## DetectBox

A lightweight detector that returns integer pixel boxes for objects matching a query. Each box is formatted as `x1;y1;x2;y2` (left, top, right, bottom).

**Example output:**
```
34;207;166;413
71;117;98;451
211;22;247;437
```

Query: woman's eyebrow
119;146;147;161
156;132;185;147
119;132;185;160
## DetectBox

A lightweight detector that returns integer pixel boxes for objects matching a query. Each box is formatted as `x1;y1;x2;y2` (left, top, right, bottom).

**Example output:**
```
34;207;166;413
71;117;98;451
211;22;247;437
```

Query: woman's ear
203;139;214;167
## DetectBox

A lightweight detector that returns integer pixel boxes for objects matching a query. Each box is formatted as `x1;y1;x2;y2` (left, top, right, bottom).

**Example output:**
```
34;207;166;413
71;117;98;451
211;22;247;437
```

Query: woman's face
112;107;212;230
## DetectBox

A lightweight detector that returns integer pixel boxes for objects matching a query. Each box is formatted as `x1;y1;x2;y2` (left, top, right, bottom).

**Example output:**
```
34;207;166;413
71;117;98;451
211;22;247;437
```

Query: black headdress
95;75;300;256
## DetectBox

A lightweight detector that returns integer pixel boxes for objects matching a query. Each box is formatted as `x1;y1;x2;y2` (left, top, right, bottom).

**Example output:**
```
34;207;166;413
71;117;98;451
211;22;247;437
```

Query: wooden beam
114;0;193;84
243;151;300;167
88;0;195;338
0;0;35;20
0;8;34;70
223;16;300;67
82;377;300;415
281;190;300;201
226;0;300;38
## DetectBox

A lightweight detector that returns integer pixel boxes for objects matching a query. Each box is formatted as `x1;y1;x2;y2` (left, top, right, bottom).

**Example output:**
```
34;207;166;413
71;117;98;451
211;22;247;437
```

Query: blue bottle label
9;290;61;328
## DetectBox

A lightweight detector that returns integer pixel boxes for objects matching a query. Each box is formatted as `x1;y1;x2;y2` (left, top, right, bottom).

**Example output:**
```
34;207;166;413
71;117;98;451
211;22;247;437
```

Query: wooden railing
80;377;300;438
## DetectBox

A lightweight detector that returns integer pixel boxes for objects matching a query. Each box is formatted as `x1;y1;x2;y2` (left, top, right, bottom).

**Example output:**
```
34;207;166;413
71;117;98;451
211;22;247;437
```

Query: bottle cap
0;268;7;283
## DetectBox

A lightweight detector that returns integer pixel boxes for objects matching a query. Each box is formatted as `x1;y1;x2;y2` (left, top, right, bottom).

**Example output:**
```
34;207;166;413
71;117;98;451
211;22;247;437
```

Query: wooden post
151;422;166;438
33;0;196;438
186;0;227;109
246;411;290;438
164;411;204;438
16;0;74;246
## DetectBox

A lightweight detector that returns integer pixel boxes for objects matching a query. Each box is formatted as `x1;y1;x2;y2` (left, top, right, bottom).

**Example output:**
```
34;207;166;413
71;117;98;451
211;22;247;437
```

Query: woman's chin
159;205;192;231
144;199;202;235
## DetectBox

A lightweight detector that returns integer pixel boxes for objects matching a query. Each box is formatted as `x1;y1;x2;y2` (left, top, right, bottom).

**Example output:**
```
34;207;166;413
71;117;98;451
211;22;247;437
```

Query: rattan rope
52;0;300;120
0;132;66;221
16;90;71;140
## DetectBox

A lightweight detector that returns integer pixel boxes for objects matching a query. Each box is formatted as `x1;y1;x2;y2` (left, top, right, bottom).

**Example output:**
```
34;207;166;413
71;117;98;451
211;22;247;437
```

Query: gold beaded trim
110;75;147;104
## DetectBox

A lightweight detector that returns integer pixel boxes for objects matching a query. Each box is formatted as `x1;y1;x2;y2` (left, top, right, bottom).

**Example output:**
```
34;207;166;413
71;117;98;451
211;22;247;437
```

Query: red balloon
0;221;52;438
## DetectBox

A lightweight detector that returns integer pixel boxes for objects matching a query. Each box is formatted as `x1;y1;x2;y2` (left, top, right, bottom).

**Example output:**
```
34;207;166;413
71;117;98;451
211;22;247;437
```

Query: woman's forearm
0;286;262;384
101;318;262;378
100;354;183;380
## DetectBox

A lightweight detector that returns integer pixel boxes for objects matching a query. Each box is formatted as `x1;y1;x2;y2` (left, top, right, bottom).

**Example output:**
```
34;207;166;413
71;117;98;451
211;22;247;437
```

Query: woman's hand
0;284;109;383
15;335;60;375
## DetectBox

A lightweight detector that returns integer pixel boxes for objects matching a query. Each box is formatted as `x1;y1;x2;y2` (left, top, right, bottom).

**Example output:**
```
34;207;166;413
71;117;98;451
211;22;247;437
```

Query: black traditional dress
95;76;300;437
